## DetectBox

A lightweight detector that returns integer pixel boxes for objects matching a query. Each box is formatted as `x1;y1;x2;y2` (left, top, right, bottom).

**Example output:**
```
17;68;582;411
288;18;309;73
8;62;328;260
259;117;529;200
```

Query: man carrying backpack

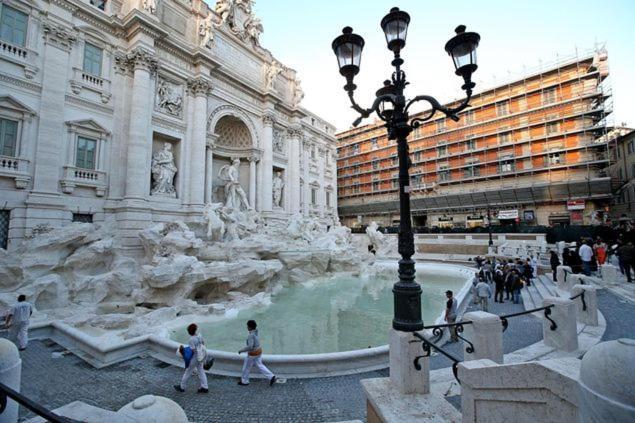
174;323;209;393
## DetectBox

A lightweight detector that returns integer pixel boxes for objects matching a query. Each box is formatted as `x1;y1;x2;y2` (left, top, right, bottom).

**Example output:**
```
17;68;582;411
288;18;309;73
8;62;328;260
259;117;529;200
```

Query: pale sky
216;0;635;132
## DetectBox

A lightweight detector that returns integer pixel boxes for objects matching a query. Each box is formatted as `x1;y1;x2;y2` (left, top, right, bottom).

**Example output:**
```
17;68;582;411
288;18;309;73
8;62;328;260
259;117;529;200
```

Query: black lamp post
487;208;494;247
332;8;480;332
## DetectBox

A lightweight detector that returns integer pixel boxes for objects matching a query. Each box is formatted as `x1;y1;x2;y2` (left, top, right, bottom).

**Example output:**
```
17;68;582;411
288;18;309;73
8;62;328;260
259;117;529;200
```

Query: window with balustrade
0;118;18;157
75;136;97;169
0;5;27;46
83;42;103;76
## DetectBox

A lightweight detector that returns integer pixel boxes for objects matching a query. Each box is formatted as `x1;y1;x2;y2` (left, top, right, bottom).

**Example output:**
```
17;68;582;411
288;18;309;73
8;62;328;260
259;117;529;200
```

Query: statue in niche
272;130;284;153
199;14;215;49
243;15;263;46
272;171;284;208
142;0;157;14
292;78;304;108
157;79;183;116
151;143;177;197
218;158;251;211
264;60;282;91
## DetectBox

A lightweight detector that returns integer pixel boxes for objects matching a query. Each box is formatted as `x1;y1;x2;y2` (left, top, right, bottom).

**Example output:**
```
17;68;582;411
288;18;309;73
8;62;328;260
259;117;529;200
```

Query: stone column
571;284;599;326
0;339;21;423
187;78;212;207
579;339;635;423
462;311;503;364
204;145;214;203
318;147;326;217
124;47;157;200
287;126;302;214
389;329;428;394
249;156;258;207
302;140;310;215
260;113;275;212
542;297;578;352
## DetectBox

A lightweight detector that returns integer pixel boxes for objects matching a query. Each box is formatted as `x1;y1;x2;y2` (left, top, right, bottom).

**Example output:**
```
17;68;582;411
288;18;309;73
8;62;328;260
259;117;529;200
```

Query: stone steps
520;275;562;312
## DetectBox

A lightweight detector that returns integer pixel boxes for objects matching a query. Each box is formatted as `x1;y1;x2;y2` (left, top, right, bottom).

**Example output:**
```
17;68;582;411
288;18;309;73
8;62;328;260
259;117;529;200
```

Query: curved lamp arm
347;91;397;127
407;88;473;127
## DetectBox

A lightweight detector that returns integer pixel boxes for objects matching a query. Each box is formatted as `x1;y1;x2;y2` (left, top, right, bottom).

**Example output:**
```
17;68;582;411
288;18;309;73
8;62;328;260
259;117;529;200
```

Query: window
0;118;18;157
619;168;624;181
350;144;358;155
546;153;562;166
546;122;559;135
311;146;317;158
371;138;378;149
436;119;446;133
628;141;634;155
499;160;515;173
414;151;421;162
438;170;450;182
326;191;331;207
311;188;317;205
0;210;9;250
498;132;512;144
631;163;635;179
373;181;379;191
465;139;476;151
542;87;557;105
72;213;93;223
412;127;421;138
392;179;398;189
83;43;103;76
75;136;97;169
392;156;398;166
90;0;106;11
411;175;421;186
464;110;475;124
496;100;510;116
464;166;480;178
372;160;379;170
437;145;448;157
0;6;28;46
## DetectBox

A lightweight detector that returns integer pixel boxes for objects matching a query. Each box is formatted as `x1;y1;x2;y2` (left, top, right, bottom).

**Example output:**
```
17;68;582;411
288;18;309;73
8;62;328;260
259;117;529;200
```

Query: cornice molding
65;94;115;115
0;73;42;93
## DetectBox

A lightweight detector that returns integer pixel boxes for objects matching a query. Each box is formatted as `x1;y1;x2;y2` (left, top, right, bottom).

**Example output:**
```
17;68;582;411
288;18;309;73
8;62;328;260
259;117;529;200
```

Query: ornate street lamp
332;8;480;332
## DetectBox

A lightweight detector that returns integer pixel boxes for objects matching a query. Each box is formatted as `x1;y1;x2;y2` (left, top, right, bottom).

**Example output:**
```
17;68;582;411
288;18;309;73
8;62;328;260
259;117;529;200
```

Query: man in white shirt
579;241;594;276
475;279;492;312
5;295;32;351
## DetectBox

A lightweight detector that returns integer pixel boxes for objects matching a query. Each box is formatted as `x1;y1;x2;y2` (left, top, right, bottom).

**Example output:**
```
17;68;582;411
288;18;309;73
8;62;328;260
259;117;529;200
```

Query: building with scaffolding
336;50;613;229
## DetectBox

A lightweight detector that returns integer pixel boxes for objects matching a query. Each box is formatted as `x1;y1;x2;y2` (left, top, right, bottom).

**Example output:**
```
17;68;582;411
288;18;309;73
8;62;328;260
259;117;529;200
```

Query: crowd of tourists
556;237;635;282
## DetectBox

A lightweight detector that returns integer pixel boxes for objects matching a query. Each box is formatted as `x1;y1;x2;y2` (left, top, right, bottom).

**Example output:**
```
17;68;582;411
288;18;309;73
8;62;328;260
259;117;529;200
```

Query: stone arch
207;105;260;148
213;115;252;149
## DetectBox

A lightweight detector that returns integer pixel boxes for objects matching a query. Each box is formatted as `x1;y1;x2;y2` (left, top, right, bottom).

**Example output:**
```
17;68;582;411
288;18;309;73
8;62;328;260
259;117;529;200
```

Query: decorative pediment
0;96;37;117
66;119;111;136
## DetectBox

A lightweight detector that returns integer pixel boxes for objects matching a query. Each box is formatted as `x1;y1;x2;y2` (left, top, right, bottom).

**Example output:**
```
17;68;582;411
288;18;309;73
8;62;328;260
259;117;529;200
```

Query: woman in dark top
550;251;560;283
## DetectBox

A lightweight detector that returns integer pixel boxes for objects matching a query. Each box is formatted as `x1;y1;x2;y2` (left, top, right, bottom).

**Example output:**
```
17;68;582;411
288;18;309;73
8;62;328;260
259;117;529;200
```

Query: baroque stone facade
0;0;337;249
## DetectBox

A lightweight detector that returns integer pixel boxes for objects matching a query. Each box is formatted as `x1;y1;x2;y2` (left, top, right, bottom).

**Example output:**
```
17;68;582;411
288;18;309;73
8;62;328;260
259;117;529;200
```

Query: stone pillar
249;156;258;208
389;329;428;394
260;113;274;212
0;339;21;423
204;145;213;203
287;126;302;214
579;339;635;423
115;395;188;422
124;47;156;200
542;297;578;352
571;284;599;326
462;311;503;364
600;264;619;284
187;78;212;206
302;140;310;215
556;265;572;288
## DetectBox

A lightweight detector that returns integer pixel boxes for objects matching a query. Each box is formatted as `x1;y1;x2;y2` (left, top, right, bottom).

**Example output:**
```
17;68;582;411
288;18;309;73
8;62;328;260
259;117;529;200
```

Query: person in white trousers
174;323;208;393
238;320;276;386
5;295;32;351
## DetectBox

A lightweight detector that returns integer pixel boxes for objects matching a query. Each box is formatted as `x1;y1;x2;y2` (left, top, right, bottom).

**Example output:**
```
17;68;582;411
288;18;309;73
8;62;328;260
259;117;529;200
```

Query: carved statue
218;158;250;211
243;16;263;46
365;221;384;254
157;79;182;116
199;14;215;49
142;0;157;14
272;130;284;153
264;60;281;91
236;0;255;14
272;171;284;208
151;143;177;197
292;78;304;107
203;202;225;241
214;0;235;29
218;206;239;241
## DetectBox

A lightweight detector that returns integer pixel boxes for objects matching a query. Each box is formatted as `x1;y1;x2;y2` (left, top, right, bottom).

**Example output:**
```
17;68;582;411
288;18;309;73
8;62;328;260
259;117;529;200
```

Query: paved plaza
11;290;587;423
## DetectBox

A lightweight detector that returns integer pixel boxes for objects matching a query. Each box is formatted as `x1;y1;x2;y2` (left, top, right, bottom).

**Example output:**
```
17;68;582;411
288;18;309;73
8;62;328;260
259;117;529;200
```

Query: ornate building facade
0;0;338;250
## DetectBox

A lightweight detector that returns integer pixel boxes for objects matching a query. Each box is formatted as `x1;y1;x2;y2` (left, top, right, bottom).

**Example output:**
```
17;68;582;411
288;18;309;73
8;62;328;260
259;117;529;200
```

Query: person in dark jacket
523;259;533;286
504;267;514;301
494;269;505;303
617;241;635;283
550;251;560;282
511;270;524;304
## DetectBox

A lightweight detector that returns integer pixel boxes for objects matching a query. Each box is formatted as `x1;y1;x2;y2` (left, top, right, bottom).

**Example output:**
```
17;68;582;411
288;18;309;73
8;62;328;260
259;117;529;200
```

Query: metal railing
569;290;587;311
411;332;462;384
423;321;475;353
499;304;556;332
0;382;77;422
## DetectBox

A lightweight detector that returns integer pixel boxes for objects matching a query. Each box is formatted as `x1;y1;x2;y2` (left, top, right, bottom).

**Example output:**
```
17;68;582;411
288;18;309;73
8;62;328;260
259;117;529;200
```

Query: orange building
336;50;613;228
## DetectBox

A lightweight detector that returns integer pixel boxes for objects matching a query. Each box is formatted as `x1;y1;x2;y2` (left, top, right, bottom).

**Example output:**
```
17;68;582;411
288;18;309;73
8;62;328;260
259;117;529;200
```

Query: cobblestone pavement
15;286;634;423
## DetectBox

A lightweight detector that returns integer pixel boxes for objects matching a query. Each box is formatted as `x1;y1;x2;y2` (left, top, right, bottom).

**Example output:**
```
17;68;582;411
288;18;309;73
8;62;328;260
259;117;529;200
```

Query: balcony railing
70;68;112;103
60;165;107;196
0;155;30;189
0;40;28;60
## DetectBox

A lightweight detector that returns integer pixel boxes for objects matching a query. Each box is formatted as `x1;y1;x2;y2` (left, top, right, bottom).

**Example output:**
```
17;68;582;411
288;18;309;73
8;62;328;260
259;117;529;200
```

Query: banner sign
567;200;585;210
497;209;519;219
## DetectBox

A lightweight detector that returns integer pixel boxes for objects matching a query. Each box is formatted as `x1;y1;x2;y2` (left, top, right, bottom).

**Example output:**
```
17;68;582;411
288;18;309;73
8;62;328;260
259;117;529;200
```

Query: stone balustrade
0;40;28;60
70;67;112;103
60;165;107;196
542;297;578;352
0;155;31;189
462;311;503;364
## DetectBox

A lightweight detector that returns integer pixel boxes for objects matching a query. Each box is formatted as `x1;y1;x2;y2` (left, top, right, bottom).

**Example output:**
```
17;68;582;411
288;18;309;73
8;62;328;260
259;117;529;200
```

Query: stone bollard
0;339;21;423
579;338;635;423
571;284;599;326
389;329;428;394
462;311;503;364
600;264;619;284
542;297;578;352
564;273;586;294
556;265;572;288
115;395;188;422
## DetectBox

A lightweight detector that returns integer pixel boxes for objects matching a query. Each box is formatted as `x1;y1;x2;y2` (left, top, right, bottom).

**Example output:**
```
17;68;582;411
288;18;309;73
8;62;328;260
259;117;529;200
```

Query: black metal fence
0;382;76;422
